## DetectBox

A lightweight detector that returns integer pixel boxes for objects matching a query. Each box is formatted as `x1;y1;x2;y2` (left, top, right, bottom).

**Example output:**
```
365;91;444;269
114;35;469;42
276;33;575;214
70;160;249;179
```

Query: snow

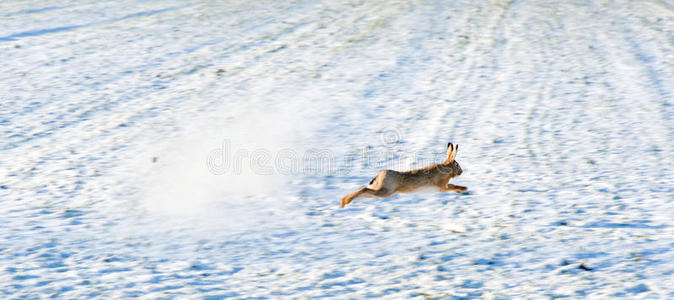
1;0;673;298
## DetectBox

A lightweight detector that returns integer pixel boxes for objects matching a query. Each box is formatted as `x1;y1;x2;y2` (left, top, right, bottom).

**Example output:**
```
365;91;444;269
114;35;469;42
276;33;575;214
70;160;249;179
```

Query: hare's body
341;143;466;208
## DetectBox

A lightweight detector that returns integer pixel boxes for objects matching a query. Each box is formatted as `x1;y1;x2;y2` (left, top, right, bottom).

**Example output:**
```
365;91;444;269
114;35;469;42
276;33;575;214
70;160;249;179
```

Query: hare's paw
340;195;353;208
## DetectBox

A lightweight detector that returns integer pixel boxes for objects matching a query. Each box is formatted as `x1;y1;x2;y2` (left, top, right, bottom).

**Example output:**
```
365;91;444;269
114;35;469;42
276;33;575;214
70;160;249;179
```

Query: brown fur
340;143;467;208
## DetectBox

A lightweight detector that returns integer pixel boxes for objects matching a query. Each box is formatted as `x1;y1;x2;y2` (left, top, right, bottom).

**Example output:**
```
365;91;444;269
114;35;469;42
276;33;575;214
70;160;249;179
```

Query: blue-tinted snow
1;0;673;298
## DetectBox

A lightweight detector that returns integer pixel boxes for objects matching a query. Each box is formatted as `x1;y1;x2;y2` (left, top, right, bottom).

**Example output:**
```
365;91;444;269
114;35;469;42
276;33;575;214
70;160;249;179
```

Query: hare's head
443;143;463;176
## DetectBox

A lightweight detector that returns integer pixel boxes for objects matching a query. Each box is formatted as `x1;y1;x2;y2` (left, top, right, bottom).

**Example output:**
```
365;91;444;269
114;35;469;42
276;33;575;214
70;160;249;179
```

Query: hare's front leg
445;183;467;193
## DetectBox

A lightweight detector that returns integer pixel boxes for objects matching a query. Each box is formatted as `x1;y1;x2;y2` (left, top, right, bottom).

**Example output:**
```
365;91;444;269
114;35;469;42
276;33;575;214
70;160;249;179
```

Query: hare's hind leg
341;187;377;208
341;186;395;208
341;171;395;208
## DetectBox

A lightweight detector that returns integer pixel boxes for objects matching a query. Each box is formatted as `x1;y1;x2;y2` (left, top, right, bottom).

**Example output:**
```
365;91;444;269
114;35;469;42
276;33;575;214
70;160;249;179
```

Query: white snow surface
1;0;673;298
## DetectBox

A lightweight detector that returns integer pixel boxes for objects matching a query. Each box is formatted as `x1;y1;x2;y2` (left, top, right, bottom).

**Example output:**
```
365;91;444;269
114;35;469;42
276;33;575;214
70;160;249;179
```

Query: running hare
340;143;467;208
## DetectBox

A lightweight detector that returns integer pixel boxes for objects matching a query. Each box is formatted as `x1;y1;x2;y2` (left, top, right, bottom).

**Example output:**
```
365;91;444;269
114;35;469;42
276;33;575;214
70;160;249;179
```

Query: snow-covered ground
1;0;673;298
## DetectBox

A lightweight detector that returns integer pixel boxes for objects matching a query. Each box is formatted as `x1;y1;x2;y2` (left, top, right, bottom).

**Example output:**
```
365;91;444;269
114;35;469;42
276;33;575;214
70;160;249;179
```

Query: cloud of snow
139;101;320;227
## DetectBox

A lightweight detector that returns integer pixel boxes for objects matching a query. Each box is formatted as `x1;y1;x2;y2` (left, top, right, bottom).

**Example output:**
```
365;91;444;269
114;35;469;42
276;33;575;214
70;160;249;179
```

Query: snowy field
1;0;673;298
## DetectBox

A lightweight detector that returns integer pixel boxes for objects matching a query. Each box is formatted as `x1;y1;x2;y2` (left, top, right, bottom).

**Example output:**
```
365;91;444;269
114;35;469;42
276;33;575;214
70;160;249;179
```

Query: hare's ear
445;143;455;163
449;144;459;162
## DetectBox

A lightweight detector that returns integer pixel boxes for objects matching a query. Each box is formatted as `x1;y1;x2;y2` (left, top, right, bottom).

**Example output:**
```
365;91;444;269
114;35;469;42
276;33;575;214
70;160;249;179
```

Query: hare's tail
366;171;386;190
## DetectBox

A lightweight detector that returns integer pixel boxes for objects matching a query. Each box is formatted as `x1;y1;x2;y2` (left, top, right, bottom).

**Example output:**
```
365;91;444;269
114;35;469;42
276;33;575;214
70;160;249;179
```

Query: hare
340;143;467;208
